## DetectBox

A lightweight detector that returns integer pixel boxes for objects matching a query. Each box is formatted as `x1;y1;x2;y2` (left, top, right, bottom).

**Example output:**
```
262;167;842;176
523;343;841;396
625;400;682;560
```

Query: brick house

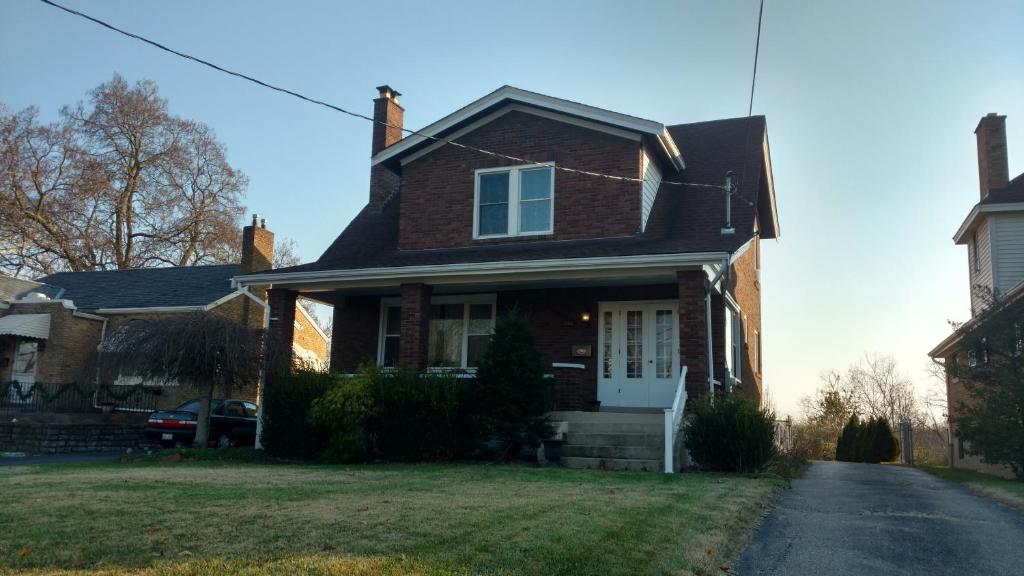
0;216;328;413
237;86;780;469
930;113;1023;478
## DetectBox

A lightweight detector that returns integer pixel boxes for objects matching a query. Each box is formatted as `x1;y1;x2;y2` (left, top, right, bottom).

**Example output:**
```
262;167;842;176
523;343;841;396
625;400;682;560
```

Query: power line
38;0;755;205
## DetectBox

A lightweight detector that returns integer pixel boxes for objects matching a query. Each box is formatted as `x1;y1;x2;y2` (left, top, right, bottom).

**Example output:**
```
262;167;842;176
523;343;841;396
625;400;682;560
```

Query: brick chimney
240;213;274;274
368;85;403;210
975;113;1009;200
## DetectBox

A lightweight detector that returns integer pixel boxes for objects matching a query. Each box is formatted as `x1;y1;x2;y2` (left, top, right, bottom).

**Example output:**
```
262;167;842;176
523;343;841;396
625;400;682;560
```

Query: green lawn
0;459;785;576
920;465;1024;511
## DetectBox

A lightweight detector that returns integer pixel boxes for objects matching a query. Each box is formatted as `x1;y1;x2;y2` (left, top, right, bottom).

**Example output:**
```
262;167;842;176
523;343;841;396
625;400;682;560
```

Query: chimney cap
251;213;259;226
975;112;1006;133
260;217;268;229
376;85;401;103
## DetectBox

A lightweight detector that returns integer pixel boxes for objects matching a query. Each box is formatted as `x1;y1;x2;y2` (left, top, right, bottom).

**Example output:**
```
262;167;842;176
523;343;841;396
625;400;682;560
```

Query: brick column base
399;283;432;370
677;270;709;398
266;288;298;378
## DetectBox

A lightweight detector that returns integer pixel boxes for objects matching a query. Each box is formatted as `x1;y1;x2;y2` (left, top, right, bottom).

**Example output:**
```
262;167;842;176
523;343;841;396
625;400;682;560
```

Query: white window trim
473;163;555;239
377;294;497;369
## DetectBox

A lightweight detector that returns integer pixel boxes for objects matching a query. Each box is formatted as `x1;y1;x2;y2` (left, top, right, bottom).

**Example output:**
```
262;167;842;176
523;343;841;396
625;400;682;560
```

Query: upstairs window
474;164;554;238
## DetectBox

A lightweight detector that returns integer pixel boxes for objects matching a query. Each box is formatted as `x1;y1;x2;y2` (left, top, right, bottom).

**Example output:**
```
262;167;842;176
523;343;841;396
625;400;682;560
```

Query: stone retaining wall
0;412;148;454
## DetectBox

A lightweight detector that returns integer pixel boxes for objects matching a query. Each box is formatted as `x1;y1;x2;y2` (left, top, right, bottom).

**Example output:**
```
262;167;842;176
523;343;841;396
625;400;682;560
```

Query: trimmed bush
467;312;551;457
368;367;466;461
308;372;376;463
685;394;776;472
836;415;899;463
260;369;335;459
307;365;467;462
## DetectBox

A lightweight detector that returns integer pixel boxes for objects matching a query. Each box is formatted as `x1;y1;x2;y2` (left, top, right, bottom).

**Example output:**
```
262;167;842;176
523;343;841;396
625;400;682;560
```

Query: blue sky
2;0;1022;416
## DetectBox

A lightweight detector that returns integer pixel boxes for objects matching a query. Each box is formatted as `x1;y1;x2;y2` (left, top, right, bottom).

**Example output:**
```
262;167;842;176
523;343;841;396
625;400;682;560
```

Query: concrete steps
550;410;665;472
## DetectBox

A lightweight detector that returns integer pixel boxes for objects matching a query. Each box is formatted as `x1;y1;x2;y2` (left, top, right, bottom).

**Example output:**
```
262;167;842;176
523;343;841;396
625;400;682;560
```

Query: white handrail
663;365;688;473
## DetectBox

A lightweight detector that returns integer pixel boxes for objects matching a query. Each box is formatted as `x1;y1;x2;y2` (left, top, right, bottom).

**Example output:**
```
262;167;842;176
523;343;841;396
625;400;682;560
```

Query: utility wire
38;0;755;205
736;0;767;214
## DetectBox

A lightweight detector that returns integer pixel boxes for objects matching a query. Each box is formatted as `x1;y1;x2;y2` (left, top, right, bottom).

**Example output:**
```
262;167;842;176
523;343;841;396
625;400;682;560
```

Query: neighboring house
930;113;1022;478
0;216;328;412
236;85;780;469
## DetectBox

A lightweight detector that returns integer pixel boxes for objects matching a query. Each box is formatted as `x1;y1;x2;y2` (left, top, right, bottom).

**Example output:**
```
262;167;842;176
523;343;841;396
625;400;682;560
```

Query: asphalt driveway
734;460;1024;576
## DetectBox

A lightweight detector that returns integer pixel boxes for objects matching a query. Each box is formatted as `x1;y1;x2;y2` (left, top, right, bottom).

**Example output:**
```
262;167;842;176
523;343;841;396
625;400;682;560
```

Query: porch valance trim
0;313;51;339
232;251;730;290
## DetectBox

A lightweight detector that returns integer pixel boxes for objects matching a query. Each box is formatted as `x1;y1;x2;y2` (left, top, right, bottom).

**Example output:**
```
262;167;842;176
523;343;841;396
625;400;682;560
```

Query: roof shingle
38;265;239;310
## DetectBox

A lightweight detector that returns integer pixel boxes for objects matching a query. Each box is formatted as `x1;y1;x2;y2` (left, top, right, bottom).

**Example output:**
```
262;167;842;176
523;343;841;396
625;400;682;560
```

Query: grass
920;465;1024;511
0;458;785;576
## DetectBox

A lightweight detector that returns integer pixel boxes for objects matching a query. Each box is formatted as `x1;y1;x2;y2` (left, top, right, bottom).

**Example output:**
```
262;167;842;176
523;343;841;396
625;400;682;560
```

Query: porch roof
0;313;51;340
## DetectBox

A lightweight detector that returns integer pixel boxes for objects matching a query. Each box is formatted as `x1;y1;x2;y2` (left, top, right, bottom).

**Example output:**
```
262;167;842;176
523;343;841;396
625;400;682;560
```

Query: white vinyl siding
640;152;662;232
969;217;994;314
992;212;1024;294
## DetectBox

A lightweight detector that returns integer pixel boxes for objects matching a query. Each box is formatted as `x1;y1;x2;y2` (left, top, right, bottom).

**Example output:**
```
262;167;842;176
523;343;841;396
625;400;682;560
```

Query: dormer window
474;164;554;238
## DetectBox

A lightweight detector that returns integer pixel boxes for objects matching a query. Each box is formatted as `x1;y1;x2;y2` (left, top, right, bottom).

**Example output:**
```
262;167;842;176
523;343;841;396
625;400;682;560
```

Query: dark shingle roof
255;116;771;277
38;265;239;310
980;173;1024;205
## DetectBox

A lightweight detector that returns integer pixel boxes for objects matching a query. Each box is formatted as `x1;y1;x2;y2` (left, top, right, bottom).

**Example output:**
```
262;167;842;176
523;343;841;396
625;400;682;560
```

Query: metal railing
0;381;162;413
663;365;689;473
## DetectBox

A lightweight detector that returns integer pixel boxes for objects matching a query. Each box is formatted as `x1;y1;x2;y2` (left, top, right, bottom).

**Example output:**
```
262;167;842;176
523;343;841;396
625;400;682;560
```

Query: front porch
263;269;724;412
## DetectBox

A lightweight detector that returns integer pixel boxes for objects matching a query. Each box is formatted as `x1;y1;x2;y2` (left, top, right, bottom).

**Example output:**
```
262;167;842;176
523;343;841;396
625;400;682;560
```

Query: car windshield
174;399;223;414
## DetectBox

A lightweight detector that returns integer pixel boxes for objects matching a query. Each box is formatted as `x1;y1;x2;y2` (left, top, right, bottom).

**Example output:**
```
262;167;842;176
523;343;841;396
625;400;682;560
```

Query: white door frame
597;300;679;408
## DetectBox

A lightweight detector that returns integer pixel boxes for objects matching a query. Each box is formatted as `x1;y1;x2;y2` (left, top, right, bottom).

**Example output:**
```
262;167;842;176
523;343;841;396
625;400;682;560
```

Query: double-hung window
474;164;554;238
379;295;496;369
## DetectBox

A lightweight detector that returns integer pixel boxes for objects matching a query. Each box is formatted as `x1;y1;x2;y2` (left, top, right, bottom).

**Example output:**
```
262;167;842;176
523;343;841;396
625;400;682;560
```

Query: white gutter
231;252;730;289
94;291;245;315
239;287;271;450
953;202;1024;244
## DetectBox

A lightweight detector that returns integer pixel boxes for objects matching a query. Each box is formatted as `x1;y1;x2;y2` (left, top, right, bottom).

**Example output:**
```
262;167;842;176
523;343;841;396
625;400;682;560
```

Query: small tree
836;415;858;462
469;312;551;457
953;289;1024;478
103;311;264;446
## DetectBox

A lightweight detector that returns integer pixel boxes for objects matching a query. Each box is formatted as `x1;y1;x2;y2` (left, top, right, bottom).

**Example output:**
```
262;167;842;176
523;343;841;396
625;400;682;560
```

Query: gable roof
953;173;1024;243
372;86;685;171
244;115;774;280
38;265;240;311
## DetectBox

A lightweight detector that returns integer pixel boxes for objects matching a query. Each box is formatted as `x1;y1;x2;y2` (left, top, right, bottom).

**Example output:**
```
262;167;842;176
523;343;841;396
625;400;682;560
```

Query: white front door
597;301;679;408
9;339;39;404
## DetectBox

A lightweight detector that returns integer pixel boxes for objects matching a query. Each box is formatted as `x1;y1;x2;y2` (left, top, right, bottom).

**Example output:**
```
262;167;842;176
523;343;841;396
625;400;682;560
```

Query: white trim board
373;86;684;170
233;252;730;291
954;202;1024;244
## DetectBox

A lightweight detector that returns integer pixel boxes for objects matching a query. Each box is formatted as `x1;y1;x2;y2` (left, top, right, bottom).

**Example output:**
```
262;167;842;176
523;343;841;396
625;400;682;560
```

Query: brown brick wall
677;270;710;397
398;111;643;250
943;352;1014;478
728;237;763;402
267;289;297;376
294;305;329;362
331;295;381;373
399;283;432;369
0;302;104;384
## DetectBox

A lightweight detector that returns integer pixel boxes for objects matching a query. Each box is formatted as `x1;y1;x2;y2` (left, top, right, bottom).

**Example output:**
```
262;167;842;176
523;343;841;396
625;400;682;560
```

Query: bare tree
846;353;922;427
0;75;245;277
272;237;301;269
103;312;264;447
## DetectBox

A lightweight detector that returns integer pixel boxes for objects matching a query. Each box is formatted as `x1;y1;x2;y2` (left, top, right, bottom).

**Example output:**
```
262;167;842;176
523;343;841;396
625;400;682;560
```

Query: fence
1;381;162;414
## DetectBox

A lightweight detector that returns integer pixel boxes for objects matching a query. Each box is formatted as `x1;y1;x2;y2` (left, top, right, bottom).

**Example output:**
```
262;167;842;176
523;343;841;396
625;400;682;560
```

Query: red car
145;398;259;448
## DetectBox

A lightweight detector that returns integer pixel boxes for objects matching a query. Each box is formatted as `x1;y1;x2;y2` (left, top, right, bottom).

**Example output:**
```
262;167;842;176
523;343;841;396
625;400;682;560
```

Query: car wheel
216;434;234;449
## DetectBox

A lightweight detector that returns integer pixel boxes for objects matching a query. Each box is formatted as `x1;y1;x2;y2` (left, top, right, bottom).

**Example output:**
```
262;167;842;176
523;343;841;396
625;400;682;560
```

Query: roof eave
371;85;683;168
232;251;731;290
953;202;1024;244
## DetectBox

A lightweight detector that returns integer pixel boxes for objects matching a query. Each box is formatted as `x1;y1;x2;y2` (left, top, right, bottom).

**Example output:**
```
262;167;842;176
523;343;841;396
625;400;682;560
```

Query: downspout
92;316;109;410
239;286;271;450
705;257;730;402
